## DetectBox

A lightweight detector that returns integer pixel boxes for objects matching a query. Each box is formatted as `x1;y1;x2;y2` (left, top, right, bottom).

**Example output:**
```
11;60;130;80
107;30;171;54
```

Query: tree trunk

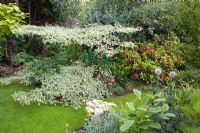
5;38;11;64
5;38;16;65
29;0;31;24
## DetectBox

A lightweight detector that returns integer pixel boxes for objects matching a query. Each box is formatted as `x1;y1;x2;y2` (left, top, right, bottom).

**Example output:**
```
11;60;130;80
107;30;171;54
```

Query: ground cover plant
0;1;200;133
13;66;109;109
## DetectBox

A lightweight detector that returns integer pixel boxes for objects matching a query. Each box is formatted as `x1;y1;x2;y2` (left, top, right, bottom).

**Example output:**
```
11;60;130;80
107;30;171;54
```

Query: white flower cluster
154;68;176;78
86;99;117;117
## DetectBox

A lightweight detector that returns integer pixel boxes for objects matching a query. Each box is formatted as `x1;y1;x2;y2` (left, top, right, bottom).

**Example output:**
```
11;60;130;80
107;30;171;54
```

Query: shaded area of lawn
0;82;86;133
0;82;136;133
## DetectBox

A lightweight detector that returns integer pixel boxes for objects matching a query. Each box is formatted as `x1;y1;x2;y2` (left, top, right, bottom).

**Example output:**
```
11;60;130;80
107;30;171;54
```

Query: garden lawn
106;93;135;106
0;82;136;133
0;82;86;133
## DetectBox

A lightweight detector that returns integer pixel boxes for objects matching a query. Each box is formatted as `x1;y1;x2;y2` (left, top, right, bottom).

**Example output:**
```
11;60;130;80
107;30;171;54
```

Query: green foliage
78;0;177;34
17;57;60;85
0;3;26;40
175;88;200;133
57;42;81;64
172;85;193;108
151;107;182;133
0;3;26;60
13;66;109;109
82;49;98;65
177;0;200;46
110;90;175;133
11;42;81;84
180;89;200;121
82;49;115;72
176;0;200;86
181;67;200;86
13;55;65;85
181;125;200;133
12;52;35;65
42;0;68;24
78;0;139;26
107;85;125;96
138;1;177;33
178;44;200;85
148;83;185;133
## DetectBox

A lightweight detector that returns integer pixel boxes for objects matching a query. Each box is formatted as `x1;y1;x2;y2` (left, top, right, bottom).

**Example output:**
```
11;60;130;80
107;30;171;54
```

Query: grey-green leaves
133;89;142;98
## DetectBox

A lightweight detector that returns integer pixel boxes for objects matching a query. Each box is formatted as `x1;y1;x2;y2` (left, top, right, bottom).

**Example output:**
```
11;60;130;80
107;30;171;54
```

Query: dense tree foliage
0;3;26;39
0;3;26;61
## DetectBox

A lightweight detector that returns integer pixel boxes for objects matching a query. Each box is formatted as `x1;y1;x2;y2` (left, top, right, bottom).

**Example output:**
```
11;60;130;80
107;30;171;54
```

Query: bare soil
0;63;25;77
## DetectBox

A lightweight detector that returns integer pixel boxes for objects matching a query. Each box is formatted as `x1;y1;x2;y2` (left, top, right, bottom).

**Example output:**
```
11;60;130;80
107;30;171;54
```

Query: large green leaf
161;104;169;112
148;122;161;129
120;120;134;132
0;3;26;39
159;113;176;120
127;102;135;111
154;98;166;103
149;107;162;113
133;89;142;98
140;122;161;129
13;5;20;12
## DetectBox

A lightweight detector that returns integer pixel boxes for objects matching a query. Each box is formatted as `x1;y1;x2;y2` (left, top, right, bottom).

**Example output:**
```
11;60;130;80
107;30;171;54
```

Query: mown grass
0;82;135;133
0;82;86;133
106;93;134;106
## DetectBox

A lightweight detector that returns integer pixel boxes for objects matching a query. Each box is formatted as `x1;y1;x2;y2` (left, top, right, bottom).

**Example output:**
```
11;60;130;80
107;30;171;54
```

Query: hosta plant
109;89;175;133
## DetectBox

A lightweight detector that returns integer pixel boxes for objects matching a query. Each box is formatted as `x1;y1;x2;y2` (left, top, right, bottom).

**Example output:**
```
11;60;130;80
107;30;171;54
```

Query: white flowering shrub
13;66;109;109
86;99;116;117
13;25;138;49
